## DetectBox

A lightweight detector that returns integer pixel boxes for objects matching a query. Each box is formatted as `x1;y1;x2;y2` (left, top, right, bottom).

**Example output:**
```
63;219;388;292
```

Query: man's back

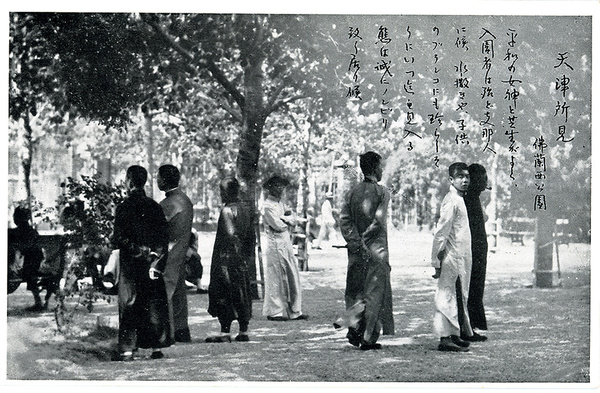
114;189;168;251
160;189;193;244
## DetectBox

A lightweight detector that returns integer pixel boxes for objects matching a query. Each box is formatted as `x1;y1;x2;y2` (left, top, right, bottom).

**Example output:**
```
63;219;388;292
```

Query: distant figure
313;192;338;249
158;164;194;343
185;229;206;294
464;163;490;341
112;165;172;361
8;207;45;311
431;162;473;352
206;177;254;343
338;151;394;350
261;175;308;321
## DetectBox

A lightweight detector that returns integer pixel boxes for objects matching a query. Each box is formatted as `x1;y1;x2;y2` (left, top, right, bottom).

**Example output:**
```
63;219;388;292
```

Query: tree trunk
236;53;267;300
22;114;34;210
144;110;155;199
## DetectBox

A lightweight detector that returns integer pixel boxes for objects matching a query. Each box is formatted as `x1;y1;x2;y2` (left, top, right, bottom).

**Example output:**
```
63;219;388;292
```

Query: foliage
53;175;125;331
8;13;591;239
58;174;126;248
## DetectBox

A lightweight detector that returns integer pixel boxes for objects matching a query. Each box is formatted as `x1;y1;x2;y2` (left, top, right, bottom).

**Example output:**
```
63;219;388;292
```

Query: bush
54;174;126;331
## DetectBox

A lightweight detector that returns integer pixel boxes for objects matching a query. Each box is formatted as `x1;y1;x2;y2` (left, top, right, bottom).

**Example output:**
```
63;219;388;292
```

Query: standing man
431;162;474;352
158;164;194;343
338;151;394;350
206;177;254;343
464;163;490;341
313;192;338;250
112;165;172;361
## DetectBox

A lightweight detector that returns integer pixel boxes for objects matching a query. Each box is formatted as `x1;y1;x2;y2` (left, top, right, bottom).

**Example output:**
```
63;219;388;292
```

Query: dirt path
5;231;592;383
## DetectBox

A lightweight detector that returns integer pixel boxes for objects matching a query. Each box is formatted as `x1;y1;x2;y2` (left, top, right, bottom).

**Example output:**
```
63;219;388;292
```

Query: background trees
8;14;592;250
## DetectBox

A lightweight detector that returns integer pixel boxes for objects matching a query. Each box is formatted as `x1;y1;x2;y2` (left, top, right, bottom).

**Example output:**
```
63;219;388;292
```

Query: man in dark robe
112;165;172;361
463;163;490;341
206;177;254;343
158;164;194;343
338;151;394;350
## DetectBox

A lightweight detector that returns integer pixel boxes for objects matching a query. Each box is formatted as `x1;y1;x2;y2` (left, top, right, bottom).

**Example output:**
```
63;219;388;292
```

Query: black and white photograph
3;1;597;390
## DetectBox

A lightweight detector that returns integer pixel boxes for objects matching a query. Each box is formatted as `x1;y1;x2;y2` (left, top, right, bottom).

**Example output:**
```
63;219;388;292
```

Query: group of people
333;153;489;352
9;151;490;359
111;164;311;361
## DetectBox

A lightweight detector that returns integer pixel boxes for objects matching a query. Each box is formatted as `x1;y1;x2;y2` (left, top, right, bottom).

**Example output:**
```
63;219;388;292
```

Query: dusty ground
4;229;593;385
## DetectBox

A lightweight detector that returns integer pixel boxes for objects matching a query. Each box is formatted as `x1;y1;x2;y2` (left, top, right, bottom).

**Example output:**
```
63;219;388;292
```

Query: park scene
5;11;593;385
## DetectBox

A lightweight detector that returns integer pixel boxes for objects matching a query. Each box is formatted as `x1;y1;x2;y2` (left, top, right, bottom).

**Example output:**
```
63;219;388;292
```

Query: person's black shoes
267;316;287;321
438;337;469;352
346;331;361;347
360;343;382;350
205;335;232;343
450;335;470;347
150;351;164;359
235;334;250;342
461;332;488;342
291;314;309;321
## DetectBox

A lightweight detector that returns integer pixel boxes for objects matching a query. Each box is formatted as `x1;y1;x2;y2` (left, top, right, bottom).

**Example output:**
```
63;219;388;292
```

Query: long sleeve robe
113;189;172;352
338;178;394;345
431;186;474;338
261;195;303;319
208;201;253;323
160;188;194;338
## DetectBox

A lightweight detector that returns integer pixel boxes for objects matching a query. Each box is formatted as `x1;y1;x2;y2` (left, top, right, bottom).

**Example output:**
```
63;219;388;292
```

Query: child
431;162;474;352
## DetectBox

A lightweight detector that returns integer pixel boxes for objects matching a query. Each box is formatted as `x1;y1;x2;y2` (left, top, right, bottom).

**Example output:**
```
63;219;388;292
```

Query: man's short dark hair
359;151;382;176
220;177;240;201
468;163;488;193
126;165;148;188
448;162;469;178
158;164;181;189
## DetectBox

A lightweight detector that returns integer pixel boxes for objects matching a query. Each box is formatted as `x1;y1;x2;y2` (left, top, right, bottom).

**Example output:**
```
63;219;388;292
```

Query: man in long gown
463;163;490;341
158;164;194;343
112;165;172;361
338;151;394;350
261;175;308;321
205;177;254;343
431;162;474;352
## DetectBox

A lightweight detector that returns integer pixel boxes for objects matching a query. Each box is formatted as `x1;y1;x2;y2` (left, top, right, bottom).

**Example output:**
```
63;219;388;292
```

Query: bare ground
4;230;592;384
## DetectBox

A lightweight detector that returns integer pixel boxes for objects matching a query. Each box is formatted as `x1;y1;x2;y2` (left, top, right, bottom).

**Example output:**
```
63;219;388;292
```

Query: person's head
359;151;383;181
263;175;289;199
448;162;470;194
157;164;180;191
126;165;148;191
13;206;32;227
220;177;240;204
468;163;489;194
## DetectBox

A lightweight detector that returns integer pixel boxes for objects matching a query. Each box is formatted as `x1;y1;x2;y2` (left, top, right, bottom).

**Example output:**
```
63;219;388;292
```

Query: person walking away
463;163;490;341
157;164;194;343
112;165;172;361
205;177;254;343
338;151;394;350
8;207;45;311
313;192;338;249
261;175;308;321
431;162;473;352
